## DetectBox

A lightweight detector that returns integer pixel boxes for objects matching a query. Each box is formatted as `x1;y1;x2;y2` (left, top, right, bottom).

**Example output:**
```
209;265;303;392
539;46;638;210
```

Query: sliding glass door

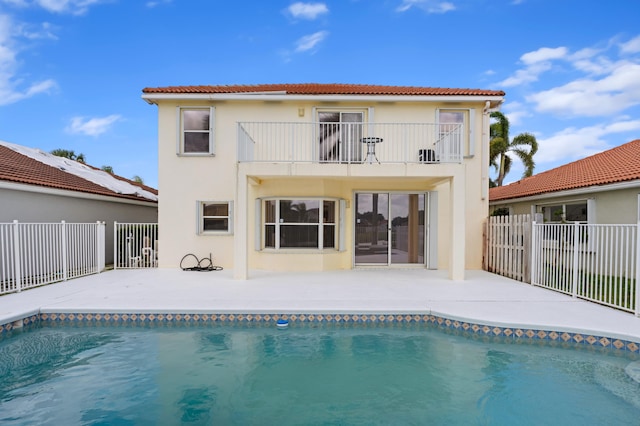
354;193;426;266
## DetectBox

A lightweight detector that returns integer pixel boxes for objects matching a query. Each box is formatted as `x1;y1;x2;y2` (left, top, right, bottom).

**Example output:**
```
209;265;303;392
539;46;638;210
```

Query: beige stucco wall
154;98;490;274
490;186;640;224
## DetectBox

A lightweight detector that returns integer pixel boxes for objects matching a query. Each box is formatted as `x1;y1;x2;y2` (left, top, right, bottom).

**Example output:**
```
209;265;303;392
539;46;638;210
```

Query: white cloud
500;102;530;126
34;0;104;15
294;30;328;53
498;61;552;87
146;0;172;8
520;47;568;65
620;35;640;54
0;14;58;106
66;115;122;136
535;119;640;164
528;62;640;117
498;47;567;87
287;2;328;20
396;0;455;14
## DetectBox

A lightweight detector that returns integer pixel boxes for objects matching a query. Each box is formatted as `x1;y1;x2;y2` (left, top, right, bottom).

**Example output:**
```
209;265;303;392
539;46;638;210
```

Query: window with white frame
198;201;232;234
263;199;337;249
178;107;215;155
541;202;588;223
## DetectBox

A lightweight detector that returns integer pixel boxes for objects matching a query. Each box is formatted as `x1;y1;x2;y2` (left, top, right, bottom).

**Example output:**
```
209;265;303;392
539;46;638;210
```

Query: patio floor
1;268;639;343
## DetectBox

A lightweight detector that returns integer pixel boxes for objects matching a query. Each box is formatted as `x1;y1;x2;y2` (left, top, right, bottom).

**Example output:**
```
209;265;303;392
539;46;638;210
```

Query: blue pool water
1;321;639;425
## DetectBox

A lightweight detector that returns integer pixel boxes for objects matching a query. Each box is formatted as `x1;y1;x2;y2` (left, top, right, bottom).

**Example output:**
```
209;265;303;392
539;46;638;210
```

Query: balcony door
318;111;363;163
354;193;428;266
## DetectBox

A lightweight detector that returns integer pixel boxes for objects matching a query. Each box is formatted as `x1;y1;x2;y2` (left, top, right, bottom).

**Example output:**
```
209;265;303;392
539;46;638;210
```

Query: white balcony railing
238;122;463;164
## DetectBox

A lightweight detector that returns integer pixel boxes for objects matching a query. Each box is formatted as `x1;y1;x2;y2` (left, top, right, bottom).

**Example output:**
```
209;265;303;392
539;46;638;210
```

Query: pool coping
2;309;639;355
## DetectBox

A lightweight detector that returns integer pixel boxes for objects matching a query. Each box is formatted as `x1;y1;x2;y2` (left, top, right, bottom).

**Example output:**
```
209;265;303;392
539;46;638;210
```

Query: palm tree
489;111;538;187
101;165;114;174
50;149;86;163
132;175;144;184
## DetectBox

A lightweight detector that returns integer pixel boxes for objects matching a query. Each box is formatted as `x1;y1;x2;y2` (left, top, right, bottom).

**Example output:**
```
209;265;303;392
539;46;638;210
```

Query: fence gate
114;222;159;269
484;214;531;283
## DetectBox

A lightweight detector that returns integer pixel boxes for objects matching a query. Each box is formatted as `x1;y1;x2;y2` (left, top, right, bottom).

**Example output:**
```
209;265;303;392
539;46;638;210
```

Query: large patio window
263;199;336;249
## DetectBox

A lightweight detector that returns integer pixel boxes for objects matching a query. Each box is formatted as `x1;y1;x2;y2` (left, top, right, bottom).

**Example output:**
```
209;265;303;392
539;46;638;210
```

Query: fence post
114;221;118;270
12;220;22;292
530;221;537;286
61;221;68;281
96;221;105;273
634;195;640;317
571;222;579;298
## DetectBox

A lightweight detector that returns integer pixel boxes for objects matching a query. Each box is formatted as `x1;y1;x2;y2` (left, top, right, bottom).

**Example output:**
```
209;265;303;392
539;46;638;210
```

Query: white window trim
176;106;216;156
538;200;590;224
197;200;233;235
257;197;342;251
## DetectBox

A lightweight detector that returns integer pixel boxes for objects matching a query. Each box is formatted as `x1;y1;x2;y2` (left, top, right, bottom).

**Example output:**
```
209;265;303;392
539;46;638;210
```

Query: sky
1;0;639;189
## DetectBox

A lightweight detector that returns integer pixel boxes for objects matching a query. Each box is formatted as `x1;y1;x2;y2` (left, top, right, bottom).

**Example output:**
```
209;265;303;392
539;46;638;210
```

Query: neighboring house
489;139;640;224
142;83;505;279
0;140;158;264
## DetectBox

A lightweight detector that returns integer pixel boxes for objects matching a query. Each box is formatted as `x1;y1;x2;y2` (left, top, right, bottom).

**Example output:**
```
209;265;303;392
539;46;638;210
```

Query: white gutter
0;180;158;207
489;179;640;205
142;93;505;106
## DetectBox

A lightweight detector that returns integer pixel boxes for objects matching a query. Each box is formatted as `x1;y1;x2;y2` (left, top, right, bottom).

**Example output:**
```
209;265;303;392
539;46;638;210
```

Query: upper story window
437;109;473;157
317;110;365;163
177;107;215;155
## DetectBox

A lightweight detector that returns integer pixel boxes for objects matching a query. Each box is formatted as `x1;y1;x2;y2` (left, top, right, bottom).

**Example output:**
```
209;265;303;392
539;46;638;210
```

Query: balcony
237;122;463;164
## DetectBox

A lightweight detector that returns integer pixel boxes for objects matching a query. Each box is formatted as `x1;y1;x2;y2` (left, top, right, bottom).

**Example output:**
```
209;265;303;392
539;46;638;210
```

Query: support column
234;172;248;279
449;171;465;280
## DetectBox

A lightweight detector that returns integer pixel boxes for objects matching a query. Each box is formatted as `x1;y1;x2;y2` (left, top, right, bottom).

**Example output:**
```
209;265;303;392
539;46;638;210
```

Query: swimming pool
1;320;639;425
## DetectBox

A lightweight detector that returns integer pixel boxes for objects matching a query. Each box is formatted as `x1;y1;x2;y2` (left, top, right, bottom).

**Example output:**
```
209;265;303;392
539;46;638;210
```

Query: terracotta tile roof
142;83;505;97
490;139;640;202
0;143;158;203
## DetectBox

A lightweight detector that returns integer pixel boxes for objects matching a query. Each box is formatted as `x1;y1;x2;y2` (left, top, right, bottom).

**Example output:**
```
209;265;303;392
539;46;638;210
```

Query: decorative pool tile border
2;312;639;354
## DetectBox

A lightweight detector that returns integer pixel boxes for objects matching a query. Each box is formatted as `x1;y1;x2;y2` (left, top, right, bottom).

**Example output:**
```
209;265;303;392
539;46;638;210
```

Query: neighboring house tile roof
142;83;505;97
490;139;640;202
0;142;158;203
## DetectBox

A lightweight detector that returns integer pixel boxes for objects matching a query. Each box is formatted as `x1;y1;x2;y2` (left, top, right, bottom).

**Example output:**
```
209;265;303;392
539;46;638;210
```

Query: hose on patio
180;253;223;272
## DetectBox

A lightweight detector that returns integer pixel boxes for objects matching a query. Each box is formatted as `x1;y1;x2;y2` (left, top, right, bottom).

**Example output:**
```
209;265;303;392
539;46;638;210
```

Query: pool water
1;321;639;425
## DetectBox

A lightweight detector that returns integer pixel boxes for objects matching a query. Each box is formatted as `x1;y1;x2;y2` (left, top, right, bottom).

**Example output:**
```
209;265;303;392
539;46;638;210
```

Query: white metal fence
114;222;159;269
0;221;105;295
531;222;639;315
484;214;532;283
237;122;463;164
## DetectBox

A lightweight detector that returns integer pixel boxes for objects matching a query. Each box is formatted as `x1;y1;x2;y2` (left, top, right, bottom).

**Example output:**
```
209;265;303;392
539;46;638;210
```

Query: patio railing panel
531;222;638;314
114;222;159;269
237;122;463;164
0;221;106;295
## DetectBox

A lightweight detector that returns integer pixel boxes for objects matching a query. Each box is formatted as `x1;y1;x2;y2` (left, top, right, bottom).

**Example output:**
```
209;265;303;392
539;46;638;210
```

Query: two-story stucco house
142;83;504;279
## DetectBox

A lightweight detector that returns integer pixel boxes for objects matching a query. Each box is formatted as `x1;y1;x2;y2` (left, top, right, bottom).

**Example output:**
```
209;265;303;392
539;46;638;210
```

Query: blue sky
1;0;639;189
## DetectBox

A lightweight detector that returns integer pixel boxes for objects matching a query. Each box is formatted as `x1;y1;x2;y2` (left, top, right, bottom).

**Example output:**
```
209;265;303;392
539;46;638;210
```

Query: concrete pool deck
1;268;639;345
